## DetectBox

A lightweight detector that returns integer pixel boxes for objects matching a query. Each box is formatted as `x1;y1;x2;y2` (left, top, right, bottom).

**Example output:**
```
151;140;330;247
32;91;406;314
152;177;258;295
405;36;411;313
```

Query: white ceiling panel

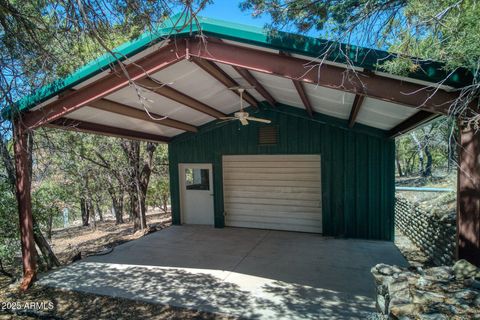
356;97;418;130
303;83;355;119
214;62;265;102
105;84;214;127
65;106;184;137
150;60;242;114
248;71;304;108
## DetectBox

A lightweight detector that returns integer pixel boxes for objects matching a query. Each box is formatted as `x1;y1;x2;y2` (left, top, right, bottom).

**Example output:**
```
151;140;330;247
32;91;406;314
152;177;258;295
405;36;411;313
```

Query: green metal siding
169;104;395;240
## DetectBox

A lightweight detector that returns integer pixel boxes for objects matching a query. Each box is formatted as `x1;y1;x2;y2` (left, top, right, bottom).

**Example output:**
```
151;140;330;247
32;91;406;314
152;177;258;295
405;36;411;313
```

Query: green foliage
0;181;19;265
382;0;480;74
395;117;457;178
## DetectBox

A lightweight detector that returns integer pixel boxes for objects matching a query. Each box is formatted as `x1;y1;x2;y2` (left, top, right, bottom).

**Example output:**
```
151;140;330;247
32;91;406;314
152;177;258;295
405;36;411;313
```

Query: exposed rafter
280;52;313;117
292;80;314;117
348;95;365;128
191;57;259;108
47;118;171;143
136;78;226;119
23;41;185;129
189;39;460;115
232;66;276;107
88;99;197;133
388;110;439;138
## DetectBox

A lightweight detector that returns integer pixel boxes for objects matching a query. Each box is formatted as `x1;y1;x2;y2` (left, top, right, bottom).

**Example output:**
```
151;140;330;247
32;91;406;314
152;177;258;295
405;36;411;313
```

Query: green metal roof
6;14;473;115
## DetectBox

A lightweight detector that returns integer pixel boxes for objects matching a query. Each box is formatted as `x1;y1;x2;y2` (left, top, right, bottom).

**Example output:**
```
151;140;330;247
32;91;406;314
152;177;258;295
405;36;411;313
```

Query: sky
198;1;272;28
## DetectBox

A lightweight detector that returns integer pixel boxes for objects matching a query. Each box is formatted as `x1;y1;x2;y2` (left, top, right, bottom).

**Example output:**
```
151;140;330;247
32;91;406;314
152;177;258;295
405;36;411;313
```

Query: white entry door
179;163;214;225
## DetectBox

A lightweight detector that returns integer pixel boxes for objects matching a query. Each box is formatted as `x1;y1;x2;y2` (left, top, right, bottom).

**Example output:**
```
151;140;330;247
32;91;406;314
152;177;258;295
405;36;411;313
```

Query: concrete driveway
38;225;407;319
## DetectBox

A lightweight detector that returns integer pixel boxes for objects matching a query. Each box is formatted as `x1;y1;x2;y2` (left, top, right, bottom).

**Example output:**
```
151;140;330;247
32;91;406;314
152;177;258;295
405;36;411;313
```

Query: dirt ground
0;211;235;320
394;229;432;268
50;210;171;264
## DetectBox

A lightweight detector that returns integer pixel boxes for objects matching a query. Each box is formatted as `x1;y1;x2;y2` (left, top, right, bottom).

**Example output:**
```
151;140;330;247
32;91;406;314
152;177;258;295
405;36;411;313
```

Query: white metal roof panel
356;97;418;130
151;59;242;114
65;106;184;137
104;84;214;126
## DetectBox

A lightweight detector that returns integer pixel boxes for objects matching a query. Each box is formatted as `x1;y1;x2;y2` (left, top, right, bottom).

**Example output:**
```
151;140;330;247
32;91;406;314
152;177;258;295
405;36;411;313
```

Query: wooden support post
457;122;480;266
13;119;36;289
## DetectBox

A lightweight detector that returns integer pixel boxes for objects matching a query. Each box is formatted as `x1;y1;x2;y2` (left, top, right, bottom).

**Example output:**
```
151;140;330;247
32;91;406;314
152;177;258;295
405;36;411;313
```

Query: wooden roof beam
136;78;226;119
89;99;197;132
348;94;365;128
232;66;276;107
23;41;185;129
388;110;439;138
191;57;259;108
280;51;313;117
188;39;460;115
47;118;171;143
292;80;313;117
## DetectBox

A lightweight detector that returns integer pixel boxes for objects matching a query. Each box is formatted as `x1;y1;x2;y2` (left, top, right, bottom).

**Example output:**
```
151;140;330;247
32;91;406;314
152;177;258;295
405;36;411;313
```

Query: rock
423;266;453;282
417;314;449;320
376;294;386;314
465;278;480;290
417;276;433;288
388;279;410;294
453;289;478;301
453;259;480;280
412;290;445;305
389;303;417;318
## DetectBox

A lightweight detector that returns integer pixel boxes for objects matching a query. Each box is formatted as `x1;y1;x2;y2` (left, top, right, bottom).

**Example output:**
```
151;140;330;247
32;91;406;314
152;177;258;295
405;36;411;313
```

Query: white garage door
223;154;322;233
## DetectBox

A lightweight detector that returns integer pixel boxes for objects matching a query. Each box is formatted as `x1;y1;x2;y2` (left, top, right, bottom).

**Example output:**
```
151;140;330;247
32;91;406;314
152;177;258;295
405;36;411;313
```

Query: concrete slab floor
38;225;408;319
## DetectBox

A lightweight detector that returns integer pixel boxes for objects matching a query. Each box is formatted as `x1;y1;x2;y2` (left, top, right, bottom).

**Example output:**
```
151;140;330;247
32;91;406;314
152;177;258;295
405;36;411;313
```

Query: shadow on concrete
38;226;407;319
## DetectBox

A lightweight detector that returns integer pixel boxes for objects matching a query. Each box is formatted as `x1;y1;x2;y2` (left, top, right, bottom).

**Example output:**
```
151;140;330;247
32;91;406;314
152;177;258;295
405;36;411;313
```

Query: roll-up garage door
223;154;322;233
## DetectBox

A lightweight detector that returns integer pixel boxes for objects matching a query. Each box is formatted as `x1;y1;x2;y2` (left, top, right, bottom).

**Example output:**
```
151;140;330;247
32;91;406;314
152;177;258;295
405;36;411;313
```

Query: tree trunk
88;199;96;229
111;191;124;224
80;198;89;226
96;203;103;222
411;132;424;176
139;142;156;227
47;213;53;240
0;258;13;278
32;218;60;269
423;144;433;177
396;153;403;177
122;141;142;231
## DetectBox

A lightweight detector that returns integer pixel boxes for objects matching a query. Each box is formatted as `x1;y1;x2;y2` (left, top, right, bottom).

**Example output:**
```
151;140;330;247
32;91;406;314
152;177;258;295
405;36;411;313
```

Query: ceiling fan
219;86;271;126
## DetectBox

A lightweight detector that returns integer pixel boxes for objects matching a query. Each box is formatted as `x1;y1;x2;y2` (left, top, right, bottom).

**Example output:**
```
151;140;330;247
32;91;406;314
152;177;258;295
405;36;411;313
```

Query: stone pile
371;260;480;319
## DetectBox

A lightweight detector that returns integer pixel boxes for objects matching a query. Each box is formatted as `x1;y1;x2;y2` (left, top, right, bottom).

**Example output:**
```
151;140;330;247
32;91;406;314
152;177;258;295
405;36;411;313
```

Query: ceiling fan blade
246;117;271;124
240;118;249;126
219;117;237;120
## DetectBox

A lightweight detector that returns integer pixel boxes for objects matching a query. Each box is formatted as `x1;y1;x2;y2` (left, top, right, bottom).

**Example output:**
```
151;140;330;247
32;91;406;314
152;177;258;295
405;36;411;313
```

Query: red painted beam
232;66;276;107
47;118;171;143
89;99;198;132
136;78;225;119
457;122;480;266
13;120;36;290
189;39;458;115
292;80;314;117
23;41;185;129
348;94;365;128
388;110;439;138
192;57;259;108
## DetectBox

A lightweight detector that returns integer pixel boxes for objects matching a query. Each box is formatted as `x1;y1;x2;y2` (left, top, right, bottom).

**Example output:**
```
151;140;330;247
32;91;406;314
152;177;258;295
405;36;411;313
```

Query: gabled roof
10;15;472;114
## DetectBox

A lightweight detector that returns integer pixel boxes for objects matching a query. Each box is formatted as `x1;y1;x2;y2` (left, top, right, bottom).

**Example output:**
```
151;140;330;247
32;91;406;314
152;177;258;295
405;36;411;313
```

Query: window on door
185;168;210;190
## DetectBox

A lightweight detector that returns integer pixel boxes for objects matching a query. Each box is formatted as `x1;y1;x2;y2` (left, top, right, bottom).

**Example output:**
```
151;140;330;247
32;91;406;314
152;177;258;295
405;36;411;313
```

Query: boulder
452;259;480;280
